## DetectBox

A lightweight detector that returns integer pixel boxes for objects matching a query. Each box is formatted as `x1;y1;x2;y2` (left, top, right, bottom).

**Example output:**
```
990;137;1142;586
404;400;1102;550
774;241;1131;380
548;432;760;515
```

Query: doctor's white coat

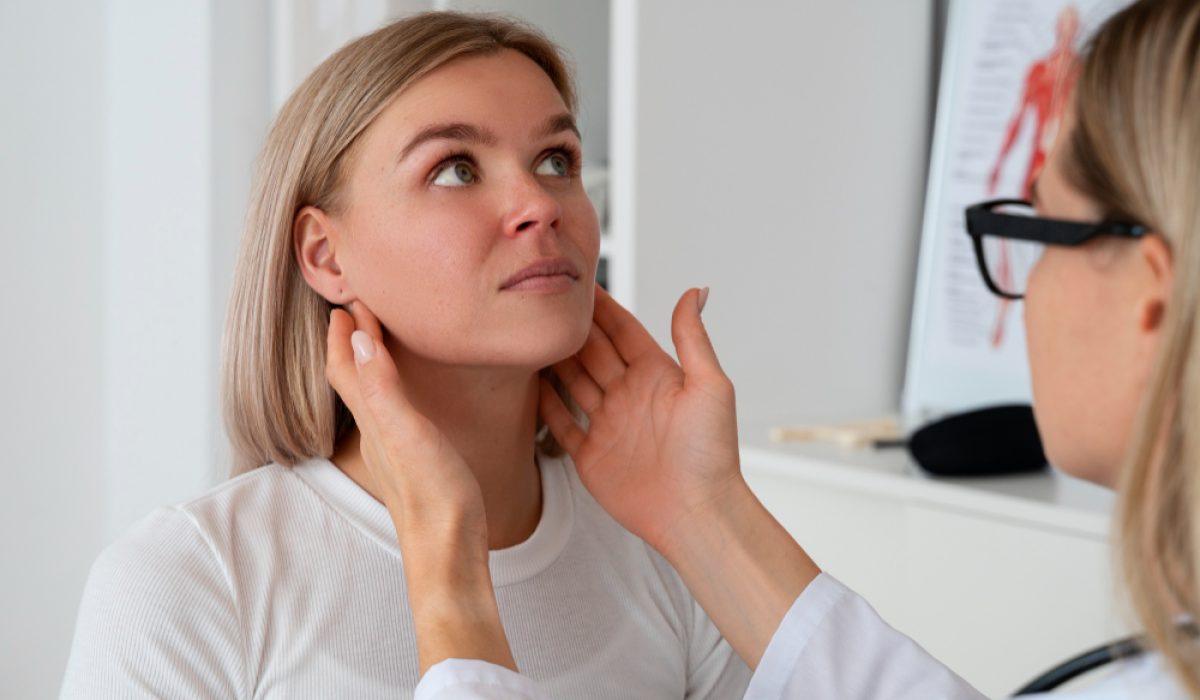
414;573;1189;699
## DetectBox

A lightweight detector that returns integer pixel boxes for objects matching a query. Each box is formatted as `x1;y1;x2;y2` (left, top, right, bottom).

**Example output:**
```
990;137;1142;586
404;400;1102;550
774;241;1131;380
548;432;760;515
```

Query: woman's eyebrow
396;115;580;165
397;122;498;164
536;113;581;140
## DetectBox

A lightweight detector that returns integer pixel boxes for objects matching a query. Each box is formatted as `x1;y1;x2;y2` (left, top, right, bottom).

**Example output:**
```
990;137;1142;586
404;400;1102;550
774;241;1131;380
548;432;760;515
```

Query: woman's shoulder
64;501;254;697
172;461;299;521
90;461;323;594
63;461;331;694
88;463;297;588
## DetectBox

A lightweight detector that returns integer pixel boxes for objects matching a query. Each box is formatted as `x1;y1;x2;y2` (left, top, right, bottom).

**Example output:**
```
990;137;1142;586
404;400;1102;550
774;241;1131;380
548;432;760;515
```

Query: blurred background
2;0;944;695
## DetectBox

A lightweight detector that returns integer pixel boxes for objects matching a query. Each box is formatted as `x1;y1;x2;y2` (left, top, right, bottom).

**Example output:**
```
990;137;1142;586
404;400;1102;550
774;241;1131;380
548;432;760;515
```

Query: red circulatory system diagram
986;5;1081;348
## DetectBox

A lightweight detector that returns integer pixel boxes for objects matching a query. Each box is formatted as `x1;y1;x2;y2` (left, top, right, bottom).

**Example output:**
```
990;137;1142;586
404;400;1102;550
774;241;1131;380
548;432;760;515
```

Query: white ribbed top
61;454;749;699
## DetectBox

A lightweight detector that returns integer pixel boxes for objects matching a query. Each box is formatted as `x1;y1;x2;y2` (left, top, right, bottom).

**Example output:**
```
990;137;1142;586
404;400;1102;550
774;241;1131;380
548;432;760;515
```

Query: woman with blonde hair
60;12;749;698
373;0;1200;697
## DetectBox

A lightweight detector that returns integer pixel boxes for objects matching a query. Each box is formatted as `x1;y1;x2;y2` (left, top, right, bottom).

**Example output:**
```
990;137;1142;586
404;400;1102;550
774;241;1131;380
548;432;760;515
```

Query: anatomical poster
903;0;1133;420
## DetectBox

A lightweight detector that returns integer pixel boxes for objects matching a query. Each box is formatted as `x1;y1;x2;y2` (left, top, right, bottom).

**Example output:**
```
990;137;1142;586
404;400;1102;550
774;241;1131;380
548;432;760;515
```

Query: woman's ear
1137;233;1173;333
294;205;354;304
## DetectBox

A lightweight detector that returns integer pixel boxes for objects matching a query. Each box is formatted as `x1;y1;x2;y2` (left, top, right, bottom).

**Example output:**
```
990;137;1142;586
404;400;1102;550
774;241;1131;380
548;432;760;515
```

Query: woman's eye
432;160;477;187
535;152;571;177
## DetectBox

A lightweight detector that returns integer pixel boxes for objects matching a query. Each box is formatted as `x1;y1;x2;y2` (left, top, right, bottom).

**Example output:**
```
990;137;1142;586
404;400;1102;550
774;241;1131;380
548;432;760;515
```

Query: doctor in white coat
331;0;1200;696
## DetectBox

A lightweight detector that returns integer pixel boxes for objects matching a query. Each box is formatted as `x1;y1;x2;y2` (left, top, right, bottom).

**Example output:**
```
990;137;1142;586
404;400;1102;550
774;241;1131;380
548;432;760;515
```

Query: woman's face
323;49;599;370
1023;107;1166;486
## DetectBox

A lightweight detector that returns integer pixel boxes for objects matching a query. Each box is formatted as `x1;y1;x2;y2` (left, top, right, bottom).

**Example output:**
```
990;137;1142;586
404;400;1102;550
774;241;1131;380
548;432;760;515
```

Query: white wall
0;2;270;696
1;4;108;696
105;0;270;542
441;0;611;165
105;2;216;539
212;1;273;482
621;1;935;442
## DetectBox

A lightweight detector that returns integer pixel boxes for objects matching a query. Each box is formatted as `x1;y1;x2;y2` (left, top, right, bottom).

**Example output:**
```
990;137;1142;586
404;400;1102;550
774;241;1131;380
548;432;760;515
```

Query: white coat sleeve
415;659;547;700
744;573;987;700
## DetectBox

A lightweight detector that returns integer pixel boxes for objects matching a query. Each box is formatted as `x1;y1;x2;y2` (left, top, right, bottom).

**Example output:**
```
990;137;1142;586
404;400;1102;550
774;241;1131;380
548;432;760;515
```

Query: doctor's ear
294;205;353;305
1136;233;1173;333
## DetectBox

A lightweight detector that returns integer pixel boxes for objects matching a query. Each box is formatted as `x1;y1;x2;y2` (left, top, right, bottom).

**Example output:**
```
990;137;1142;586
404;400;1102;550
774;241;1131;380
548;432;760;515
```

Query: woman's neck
331;346;543;551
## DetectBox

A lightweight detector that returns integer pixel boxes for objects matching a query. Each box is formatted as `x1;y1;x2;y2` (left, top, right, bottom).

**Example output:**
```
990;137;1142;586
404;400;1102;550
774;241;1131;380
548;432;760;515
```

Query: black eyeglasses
964;198;1149;300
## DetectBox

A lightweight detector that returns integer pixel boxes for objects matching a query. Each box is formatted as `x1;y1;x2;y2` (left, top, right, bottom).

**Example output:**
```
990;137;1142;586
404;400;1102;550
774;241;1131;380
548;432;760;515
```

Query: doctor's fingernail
698;287;710;314
351;330;375;364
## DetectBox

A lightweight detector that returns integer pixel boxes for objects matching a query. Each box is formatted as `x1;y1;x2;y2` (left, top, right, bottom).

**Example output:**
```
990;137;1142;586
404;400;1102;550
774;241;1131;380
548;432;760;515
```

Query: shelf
740;440;1114;539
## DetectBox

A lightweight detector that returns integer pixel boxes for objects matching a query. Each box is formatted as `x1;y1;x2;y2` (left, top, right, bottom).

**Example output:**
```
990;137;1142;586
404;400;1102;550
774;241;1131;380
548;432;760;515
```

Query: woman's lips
500;257;580;291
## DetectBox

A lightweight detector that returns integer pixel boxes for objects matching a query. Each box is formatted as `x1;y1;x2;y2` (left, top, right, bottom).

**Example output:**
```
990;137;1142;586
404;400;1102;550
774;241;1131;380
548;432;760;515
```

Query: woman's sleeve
60;507;245;699
744;573;987;700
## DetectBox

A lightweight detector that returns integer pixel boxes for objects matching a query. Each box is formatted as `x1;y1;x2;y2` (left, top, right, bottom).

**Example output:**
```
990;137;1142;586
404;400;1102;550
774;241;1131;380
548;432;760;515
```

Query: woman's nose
501;173;563;238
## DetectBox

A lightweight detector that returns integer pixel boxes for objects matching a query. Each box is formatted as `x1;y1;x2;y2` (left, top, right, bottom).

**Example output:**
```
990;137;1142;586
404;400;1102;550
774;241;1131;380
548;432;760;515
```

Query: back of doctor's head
1069;0;1200;691
220;12;576;477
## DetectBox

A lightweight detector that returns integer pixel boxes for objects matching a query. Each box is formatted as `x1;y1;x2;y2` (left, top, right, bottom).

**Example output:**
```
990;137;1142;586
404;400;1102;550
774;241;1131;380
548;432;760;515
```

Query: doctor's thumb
671;287;725;379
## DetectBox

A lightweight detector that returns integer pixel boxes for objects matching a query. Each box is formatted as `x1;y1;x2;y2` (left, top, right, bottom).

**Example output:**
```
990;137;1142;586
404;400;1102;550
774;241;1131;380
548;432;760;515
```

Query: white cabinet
742;443;1129;698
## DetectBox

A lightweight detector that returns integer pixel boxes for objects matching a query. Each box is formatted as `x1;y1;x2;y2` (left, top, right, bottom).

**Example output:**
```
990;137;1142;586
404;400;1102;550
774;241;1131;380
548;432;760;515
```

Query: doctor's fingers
341;303;436;446
326;305;422;448
670;288;726;384
592;285;664;365
577;322;628;390
539;377;587;456
326;308;370;421
551;355;604;416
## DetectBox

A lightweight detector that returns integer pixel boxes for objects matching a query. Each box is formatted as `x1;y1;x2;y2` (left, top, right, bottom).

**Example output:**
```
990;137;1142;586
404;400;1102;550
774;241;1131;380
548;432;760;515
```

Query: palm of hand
543;287;742;552
581;359;738;548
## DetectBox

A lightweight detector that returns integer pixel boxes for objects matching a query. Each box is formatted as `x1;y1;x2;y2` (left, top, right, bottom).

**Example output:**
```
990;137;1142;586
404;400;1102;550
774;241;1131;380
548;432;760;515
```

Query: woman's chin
453;321;590;371
527;320;592;368
527;326;591;369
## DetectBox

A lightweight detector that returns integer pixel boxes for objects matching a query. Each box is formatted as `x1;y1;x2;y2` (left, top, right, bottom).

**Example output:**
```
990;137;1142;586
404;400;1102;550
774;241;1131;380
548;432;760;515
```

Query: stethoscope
1015;634;1145;694
1015;624;1196;695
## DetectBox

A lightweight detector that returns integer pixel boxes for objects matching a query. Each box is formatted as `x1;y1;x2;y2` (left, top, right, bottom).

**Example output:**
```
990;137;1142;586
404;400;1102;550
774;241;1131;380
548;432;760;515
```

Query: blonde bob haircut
1068;0;1200;694
222;12;577;476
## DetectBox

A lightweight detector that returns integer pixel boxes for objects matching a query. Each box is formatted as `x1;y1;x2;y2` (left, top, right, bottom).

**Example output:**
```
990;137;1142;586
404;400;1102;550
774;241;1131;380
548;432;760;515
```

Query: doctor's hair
1068;0;1200;694
221;12;576;476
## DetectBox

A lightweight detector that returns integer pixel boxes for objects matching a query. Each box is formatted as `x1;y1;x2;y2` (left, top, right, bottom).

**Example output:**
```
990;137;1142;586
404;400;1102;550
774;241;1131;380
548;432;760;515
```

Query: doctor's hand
539;285;742;554
327;303;486;556
326;302;516;676
540;286;820;668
